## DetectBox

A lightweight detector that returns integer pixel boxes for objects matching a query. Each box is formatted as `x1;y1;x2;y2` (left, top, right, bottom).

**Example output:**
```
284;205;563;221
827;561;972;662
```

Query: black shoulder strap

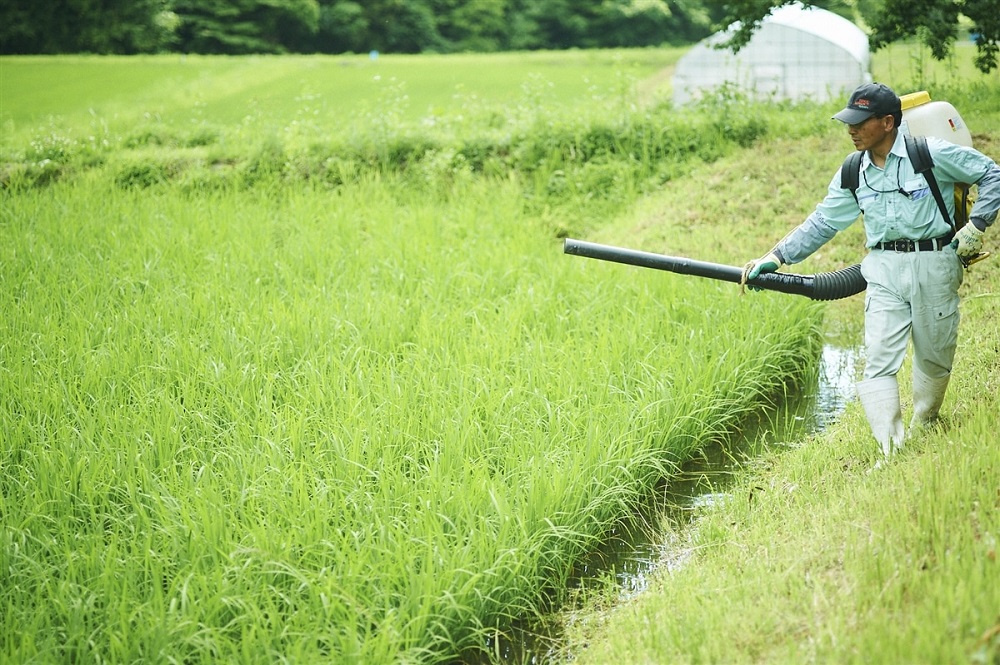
840;150;863;203
905;135;955;232
904;134;933;173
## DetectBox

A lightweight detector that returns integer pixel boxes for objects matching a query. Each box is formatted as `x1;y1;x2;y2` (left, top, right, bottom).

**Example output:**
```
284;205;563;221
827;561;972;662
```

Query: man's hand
741;252;783;291
951;223;985;259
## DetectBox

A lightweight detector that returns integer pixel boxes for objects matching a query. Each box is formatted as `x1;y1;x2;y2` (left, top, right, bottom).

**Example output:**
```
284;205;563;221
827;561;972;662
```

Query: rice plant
1;50;825;662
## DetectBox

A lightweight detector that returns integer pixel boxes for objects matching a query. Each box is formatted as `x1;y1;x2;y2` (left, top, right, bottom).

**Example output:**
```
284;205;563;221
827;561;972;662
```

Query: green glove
741;252;783;292
951;223;985;259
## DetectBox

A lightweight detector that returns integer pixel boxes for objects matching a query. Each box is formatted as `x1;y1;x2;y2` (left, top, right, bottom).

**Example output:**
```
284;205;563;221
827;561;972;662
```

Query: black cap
832;83;901;124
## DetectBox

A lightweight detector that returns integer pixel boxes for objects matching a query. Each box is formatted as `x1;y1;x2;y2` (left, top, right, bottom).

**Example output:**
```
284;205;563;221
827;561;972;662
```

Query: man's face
847;115;894;152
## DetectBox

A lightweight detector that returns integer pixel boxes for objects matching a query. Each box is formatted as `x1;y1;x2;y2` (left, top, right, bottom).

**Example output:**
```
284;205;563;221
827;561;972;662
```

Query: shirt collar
860;131;907;170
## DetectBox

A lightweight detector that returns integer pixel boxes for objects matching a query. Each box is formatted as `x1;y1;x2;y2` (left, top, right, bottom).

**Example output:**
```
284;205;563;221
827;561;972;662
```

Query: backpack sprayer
564;91;988;301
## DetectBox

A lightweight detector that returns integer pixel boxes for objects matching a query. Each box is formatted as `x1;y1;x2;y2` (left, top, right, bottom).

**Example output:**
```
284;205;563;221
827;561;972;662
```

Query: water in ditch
467;343;862;664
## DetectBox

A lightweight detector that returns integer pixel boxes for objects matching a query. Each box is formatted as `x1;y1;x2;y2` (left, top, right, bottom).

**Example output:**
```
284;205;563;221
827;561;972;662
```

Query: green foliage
0;159;69;190
4;0;997;61
595;0;717;48
0;99;773;236
3;0;716;55
866;0;999;73
123;127;219;149
239;136;287;186
0;0;175;54
366;0;441;53
315;1;368;53
172;0;320;54
964;0;1000;72
691;83;771;147
433;0;508;52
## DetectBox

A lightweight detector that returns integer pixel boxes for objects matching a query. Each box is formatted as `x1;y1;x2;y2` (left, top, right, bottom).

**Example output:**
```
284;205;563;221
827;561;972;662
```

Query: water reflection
813;343;862;429
471;344;862;664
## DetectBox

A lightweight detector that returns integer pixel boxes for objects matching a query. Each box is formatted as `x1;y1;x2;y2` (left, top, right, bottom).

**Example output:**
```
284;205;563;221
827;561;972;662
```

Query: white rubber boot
856;376;906;460
910;367;950;432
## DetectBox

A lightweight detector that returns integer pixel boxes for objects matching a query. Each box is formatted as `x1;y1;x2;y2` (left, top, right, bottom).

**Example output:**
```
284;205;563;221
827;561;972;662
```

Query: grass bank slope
566;321;1000;663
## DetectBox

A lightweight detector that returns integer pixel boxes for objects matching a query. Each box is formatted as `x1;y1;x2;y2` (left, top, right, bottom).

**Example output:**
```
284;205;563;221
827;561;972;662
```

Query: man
743;82;1000;462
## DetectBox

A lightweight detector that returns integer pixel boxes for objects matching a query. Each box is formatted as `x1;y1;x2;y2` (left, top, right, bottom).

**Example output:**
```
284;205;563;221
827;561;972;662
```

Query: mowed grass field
0;50;682;145
2;48;821;663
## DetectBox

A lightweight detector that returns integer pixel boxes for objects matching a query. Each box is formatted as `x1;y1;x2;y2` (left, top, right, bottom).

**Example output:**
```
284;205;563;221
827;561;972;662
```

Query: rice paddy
3;49;830;662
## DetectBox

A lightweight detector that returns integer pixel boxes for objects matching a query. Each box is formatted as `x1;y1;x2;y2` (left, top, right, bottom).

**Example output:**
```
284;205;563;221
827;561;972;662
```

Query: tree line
1;0;996;73
0;0;725;55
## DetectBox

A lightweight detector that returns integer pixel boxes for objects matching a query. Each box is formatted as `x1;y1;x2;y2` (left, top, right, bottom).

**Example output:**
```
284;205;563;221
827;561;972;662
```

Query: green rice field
4;46;993;662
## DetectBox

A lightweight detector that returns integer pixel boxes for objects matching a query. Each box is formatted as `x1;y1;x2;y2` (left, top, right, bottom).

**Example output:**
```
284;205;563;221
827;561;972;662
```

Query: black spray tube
563;238;865;301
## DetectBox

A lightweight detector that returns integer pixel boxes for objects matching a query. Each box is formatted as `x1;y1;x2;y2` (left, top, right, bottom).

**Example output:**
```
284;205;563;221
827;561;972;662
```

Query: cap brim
833;107;874;124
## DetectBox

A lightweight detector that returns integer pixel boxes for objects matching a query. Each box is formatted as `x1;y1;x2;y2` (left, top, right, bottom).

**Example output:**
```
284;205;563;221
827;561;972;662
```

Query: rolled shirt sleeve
969;164;1000;229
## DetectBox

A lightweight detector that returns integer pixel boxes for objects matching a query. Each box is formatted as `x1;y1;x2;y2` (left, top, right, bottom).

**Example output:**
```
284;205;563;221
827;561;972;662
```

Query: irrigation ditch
465;343;861;664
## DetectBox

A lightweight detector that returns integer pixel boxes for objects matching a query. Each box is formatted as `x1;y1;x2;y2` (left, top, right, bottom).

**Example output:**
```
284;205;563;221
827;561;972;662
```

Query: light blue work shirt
777;132;1000;264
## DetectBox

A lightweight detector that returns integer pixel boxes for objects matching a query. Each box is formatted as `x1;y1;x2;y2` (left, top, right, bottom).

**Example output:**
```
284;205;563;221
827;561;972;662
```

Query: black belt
873;234;954;253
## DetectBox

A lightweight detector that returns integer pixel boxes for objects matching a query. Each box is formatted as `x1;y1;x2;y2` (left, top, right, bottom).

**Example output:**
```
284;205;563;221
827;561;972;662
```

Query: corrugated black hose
563;238;866;301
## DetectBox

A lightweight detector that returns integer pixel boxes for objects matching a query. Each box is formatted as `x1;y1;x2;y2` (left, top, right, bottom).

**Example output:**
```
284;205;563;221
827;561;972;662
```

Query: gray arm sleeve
970;164;1000;230
774;211;840;265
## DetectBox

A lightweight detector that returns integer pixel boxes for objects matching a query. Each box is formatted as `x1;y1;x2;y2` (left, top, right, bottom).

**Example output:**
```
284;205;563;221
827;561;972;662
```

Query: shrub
113;158;176;188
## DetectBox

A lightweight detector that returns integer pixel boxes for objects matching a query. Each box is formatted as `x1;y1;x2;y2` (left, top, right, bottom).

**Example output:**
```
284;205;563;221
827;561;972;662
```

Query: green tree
593;0;715;47
717;0;998;73
172;0;319;54
865;0;998;72
315;0;370;53
356;0;440;52
526;0;598;48
430;0;508;52
0;0;174;54
503;0;543;49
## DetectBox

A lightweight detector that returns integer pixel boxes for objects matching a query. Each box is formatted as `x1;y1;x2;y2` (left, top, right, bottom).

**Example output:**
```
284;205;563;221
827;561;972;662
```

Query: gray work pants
860;247;963;381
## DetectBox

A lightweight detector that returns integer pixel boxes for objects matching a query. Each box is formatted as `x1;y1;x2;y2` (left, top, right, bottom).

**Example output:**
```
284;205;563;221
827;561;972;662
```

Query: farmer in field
742;82;1000;462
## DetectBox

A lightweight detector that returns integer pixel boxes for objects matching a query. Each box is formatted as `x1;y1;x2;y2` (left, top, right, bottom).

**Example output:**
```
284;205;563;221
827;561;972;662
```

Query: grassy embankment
561;43;1000;665
3;49;827;664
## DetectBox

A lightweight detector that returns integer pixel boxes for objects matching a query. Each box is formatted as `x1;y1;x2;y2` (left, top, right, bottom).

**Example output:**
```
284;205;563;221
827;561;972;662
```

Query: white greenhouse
672;3;872;106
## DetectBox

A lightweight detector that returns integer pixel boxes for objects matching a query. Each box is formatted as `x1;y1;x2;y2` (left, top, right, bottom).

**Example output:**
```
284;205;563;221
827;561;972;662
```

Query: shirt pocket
903;176;930;201
858;192;879;210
